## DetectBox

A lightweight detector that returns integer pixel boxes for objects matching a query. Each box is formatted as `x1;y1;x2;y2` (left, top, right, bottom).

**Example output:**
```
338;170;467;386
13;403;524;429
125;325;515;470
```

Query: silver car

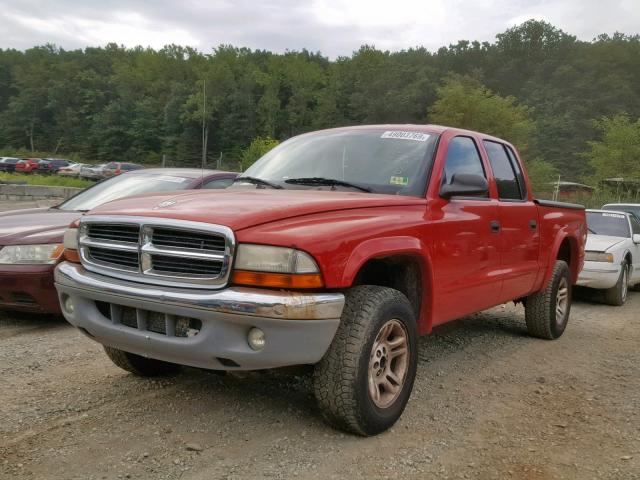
79;164;107;180
577;209;640;305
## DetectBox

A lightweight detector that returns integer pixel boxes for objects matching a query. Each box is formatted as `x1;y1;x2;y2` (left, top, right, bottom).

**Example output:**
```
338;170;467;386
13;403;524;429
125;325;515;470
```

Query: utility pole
162;154;166;168
201;79;207;169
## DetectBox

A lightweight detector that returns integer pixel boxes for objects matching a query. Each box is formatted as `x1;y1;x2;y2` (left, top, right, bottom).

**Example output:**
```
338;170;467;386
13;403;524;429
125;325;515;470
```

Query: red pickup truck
55;125;586;435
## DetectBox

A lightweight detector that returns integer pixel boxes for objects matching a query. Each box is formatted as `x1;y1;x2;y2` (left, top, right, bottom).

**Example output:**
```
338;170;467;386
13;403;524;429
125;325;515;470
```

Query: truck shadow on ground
100;307;539;436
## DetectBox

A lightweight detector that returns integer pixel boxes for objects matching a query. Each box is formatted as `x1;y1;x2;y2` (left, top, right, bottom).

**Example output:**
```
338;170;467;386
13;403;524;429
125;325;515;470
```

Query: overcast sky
0;0;638;57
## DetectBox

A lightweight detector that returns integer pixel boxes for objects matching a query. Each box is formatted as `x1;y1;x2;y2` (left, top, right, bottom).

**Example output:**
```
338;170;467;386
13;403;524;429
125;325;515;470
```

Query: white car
57;163;86;177
79;164;107;180
577;209;640;305
602;203;640;221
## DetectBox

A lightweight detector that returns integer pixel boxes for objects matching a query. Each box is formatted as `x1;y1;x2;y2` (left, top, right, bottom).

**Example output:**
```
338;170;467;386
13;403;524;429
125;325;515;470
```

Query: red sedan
0;168;237;314
15;158;42;173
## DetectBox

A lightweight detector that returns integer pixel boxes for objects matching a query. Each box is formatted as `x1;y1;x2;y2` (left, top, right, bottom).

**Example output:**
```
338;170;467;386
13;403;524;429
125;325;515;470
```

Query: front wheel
604;263;629;306
525;260;572;340
313;285;418;436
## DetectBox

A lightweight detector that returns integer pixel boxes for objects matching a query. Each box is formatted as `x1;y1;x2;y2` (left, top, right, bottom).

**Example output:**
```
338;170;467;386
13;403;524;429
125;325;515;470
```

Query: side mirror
633;234;640;244
440;173;489;199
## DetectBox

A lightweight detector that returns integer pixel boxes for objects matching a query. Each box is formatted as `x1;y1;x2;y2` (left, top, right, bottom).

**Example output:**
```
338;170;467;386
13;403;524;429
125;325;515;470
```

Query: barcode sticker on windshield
602;213;625;218
156;175;188;183
381;131;430;142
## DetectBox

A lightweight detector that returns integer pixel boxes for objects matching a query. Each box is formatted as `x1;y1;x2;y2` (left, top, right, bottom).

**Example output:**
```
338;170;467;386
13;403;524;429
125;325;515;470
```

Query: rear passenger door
482;140;540;301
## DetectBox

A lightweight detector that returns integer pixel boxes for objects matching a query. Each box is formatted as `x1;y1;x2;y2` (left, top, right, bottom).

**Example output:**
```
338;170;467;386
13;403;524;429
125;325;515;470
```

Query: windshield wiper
233;176;283;189
284;177;371;193
587;227;597;234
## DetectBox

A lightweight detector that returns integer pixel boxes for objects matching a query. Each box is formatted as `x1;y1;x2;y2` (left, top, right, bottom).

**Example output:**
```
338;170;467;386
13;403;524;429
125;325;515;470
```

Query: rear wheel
313;285;418;436
103;346;181;376
525;260;571;340
604;263;629;306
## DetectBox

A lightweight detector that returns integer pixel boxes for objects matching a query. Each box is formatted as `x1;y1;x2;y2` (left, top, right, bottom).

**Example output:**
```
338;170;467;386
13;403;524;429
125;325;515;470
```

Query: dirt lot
1;289;638;479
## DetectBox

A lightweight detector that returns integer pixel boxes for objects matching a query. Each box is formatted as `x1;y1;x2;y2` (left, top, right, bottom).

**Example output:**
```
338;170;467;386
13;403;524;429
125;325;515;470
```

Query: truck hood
0;208;81;245
585;234;627;252
86;189;427;231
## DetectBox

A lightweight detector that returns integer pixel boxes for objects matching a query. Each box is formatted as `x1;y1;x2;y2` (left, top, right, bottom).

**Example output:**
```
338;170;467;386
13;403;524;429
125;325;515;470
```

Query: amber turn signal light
63;248;81;263
231;270;324;289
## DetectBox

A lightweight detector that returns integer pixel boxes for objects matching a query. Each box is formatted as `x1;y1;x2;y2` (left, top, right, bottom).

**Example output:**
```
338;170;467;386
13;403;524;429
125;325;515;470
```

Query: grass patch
0;172;93;188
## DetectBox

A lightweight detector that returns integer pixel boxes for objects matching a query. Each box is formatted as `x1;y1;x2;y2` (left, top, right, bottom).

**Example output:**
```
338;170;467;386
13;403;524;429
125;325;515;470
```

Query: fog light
63;295;74;314
247;327;265;351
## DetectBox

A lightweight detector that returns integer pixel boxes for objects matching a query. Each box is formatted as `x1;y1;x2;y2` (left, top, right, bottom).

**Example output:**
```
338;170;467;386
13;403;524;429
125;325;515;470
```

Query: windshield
58;173;193;211
586;211;630;238
603;204;640;221
240;129;439;197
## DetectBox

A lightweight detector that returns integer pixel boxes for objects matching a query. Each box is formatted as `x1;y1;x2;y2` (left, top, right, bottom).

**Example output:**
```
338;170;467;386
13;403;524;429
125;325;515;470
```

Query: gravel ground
1;292;639;479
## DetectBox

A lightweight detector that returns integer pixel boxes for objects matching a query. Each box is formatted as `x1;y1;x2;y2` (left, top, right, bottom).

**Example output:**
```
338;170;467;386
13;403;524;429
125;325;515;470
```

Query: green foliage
428;75;536;153
240;137;280;171
584;114;640;181
0;172;93;188
526;158;559;196
0;20;639;183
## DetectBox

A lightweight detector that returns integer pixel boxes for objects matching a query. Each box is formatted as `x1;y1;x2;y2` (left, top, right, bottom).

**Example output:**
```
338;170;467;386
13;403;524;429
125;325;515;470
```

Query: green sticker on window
390;176;409;186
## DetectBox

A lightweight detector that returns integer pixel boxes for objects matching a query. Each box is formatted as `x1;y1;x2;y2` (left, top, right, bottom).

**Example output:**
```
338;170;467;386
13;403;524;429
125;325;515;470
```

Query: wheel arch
341;236;434;335
546;232;581;286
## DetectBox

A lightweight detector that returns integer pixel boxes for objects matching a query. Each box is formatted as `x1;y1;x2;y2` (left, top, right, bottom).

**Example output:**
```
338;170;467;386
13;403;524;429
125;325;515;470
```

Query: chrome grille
151;227;225;252
79;216;235;288
87;224;140;243
87;246;139;270
150;254;223;275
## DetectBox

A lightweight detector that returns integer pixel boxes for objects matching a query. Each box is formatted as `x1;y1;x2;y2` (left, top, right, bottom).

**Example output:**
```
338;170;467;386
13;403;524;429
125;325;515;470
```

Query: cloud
0;0;638;57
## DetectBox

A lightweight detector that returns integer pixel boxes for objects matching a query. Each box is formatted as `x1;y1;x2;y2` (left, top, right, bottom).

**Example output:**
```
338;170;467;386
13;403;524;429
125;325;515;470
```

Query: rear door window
483;141;525;200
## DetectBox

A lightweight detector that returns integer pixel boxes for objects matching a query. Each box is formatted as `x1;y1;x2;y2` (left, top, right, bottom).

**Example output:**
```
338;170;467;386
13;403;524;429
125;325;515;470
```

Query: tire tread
313;285;415;436
525;260;570;340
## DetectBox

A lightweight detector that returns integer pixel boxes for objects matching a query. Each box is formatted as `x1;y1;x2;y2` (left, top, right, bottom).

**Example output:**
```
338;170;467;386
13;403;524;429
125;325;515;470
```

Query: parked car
102;162;144;178
58;163;90;177
0;157;21;173
79;164;107;180
0;168;237;314
37;158;73;174
15;158;42;174
577;209;640;304
602;203;640;221
55;124;586;436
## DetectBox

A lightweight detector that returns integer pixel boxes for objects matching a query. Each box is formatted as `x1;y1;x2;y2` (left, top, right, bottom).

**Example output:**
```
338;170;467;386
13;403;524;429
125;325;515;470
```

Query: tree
584;114;640;181
428;75;536;153
240;136;279;171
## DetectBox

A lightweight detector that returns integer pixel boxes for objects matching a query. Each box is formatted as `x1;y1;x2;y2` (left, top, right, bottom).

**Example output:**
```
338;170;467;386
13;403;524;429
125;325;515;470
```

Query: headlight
584;251;614;263
0;244;64;264
234;244;319;273
232;244;323;289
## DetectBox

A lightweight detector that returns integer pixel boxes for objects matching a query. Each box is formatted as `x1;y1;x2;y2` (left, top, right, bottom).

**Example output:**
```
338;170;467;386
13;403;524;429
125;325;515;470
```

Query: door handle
490;220;501;233
529;219;537;231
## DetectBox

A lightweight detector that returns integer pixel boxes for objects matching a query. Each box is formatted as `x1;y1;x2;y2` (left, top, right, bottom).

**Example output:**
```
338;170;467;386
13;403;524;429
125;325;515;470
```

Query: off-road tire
604;262;629;306
313;285;418;436
525;260;571;340
103;346;181;376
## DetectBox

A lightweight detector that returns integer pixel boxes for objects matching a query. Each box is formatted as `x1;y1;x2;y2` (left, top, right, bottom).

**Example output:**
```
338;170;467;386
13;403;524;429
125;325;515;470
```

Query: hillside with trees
0;20;639;195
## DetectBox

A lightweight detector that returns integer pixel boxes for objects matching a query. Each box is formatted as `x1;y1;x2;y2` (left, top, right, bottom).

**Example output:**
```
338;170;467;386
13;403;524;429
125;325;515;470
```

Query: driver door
429;135;502;325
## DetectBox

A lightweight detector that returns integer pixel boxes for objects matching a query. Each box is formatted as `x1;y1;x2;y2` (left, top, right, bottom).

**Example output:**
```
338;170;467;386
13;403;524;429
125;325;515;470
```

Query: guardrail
0;184;83;201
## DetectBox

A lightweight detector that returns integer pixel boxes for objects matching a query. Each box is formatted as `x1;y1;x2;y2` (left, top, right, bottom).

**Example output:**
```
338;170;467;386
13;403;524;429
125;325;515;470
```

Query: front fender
341;236;435;334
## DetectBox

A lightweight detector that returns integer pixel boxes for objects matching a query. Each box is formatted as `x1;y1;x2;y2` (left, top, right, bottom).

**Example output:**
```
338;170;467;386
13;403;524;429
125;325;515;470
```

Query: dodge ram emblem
155;199;177;209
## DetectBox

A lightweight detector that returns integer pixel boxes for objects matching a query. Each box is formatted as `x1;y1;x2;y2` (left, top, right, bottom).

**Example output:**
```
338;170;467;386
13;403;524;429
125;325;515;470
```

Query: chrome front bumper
54;262;345;370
